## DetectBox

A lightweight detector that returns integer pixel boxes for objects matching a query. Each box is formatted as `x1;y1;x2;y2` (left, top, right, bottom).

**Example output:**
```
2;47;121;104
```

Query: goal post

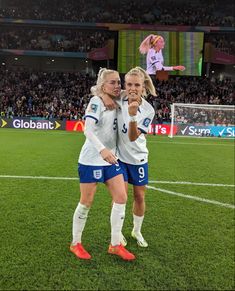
169;103;235;138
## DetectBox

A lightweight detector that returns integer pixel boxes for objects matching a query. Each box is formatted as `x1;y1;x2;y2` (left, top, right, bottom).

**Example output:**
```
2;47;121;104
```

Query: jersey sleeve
85;96;102;123
162;65;173;71
137;105;155;134
84;118;105;152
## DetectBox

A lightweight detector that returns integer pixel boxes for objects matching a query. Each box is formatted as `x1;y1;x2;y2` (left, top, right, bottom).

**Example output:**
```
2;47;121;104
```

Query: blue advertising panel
178;125;235;138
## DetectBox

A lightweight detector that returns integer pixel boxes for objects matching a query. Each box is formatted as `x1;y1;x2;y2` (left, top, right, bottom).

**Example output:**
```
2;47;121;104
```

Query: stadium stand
0;68;234;121
0;0;234;26
0;0;234;123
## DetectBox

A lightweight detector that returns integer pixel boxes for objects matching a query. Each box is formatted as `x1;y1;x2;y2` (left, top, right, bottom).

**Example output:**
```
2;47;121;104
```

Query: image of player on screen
139;34;186;75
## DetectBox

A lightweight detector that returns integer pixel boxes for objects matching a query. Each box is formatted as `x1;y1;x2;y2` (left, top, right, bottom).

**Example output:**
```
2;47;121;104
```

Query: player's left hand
128;101;139;116
101;95;117;110
174;65;185;71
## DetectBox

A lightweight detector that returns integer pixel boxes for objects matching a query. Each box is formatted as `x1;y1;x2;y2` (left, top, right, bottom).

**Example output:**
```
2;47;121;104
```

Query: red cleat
70;243;91;260
108;244;135;261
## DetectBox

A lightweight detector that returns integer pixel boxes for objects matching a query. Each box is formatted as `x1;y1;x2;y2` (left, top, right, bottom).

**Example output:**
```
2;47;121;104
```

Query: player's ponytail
139;34;162;54
139;34;157;54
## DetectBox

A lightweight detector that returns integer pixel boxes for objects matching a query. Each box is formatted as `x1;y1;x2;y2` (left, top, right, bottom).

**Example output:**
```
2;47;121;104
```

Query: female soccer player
139;34;185;75
70;68;135;261
117;67;156;248
102;67;156;247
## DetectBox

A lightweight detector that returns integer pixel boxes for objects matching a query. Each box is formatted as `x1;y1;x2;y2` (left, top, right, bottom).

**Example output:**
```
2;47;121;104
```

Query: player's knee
113;193;127;204
134;192;145;204
80;194;94;207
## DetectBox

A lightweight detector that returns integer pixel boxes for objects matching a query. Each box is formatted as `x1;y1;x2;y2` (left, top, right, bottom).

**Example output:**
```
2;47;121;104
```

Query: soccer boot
70;243;91;260
108;244;135;261
131;230;148;248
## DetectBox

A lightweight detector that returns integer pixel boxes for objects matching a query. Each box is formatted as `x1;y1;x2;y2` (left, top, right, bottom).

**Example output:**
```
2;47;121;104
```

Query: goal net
169;103;235;138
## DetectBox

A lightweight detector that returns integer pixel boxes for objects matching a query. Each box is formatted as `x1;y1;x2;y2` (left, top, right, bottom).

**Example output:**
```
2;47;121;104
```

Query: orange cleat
108;244;135;261
70;243;91;260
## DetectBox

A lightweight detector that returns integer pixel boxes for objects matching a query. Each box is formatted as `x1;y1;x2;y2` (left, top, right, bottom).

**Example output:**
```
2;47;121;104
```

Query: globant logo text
13;119;55;130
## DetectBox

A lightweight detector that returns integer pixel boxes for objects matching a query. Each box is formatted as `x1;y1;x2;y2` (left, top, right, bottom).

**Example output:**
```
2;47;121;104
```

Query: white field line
149;180;234;187
147;185;235;209
0;175;78;180
0;174;234;209
0;175;234;188
148;140;234;147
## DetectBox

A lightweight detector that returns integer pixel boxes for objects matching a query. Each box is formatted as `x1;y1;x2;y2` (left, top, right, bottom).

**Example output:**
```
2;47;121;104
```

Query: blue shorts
78;162;124;183
118;160;148;186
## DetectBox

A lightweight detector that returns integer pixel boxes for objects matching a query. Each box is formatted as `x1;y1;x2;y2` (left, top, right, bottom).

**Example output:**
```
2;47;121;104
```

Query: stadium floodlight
169;103;235;138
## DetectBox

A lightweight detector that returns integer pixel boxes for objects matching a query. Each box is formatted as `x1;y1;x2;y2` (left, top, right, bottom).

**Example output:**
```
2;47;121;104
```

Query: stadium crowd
174;106;234;127
1;28;234;57
0;0;234;27
0;27;112;52
0;69;234;124
0;1;233;127
205;33;235;55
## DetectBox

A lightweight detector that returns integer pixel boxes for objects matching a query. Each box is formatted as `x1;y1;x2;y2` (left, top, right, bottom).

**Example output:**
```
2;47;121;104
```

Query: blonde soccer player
70;68;135;261
102;67;156;248
139;34;185;75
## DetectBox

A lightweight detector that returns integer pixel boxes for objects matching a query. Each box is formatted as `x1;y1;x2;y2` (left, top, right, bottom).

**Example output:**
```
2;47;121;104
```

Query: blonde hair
139;34;162;54
125;66;156;97
90;68;119;96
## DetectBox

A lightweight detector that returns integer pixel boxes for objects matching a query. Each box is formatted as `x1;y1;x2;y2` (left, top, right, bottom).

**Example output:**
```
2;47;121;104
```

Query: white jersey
116;97;155;165
78;96;117;166
146;48;173;74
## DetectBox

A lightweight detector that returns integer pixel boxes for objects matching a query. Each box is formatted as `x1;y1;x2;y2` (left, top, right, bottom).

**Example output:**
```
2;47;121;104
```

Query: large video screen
118;30;204;76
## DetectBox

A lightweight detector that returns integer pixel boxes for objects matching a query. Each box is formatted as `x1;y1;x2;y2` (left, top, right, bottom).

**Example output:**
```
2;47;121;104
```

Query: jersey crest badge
88;104;98;113
93;169;102;179
143;118;151;127
151;56;156;61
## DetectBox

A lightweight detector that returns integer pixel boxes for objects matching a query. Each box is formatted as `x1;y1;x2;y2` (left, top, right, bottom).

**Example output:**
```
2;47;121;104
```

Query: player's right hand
128;101;139;116
100;148;117;164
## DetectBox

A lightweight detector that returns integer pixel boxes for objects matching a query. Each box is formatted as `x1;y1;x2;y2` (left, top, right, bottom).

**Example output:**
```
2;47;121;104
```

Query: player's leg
132;184;148;247
120;181;128;246
71;163;101;260
128;163;149;247
70;182;97;259
116;161;129;246
105;169;135;260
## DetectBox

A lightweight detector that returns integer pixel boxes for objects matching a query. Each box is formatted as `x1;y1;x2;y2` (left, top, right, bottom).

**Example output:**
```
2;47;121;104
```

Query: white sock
133;214;144;234
71;202;90;245
110;202;126;246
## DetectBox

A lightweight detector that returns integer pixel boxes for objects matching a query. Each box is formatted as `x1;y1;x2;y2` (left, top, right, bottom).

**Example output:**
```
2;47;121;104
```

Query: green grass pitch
0;129;234;290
